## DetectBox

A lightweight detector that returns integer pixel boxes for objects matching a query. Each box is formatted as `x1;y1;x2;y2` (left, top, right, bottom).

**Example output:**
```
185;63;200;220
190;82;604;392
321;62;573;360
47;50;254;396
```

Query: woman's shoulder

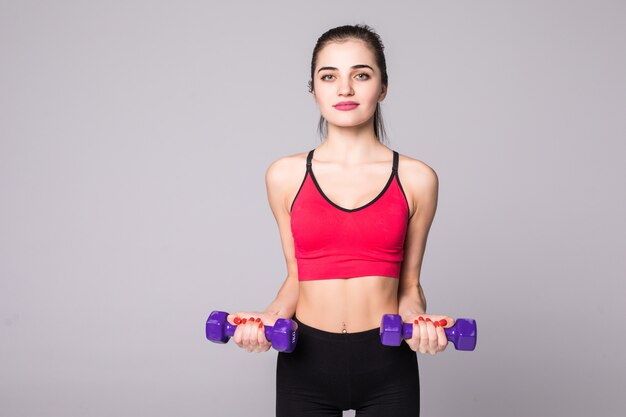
396;151;437;177
395;151;438;192
265;150;310;189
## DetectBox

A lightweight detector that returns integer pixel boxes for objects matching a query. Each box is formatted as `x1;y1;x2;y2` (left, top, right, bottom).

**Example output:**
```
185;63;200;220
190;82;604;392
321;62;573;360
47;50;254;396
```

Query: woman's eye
356;73;370;80
321;74;334;81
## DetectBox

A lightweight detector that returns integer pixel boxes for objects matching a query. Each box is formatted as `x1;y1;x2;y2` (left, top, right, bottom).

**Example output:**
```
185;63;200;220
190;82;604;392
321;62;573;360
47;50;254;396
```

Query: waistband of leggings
293;315;381;342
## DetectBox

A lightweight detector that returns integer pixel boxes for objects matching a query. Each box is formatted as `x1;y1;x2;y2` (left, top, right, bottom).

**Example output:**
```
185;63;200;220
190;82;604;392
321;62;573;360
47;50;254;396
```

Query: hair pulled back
308;24;389;144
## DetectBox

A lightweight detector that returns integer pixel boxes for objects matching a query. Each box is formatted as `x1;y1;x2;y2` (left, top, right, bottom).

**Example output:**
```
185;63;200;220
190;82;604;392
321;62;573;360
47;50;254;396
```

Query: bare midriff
295;275;399;333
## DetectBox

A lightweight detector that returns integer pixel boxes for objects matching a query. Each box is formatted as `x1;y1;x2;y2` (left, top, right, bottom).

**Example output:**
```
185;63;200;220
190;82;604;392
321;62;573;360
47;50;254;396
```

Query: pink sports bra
290;148;410;281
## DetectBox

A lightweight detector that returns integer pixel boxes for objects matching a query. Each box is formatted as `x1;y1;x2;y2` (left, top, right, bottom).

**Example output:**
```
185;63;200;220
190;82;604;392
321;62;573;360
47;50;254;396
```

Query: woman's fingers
438;316;455;329
249;319;271;353
227;313;241;326
227;312;242;346
397;315;443;354
228;313;271;353
240;318;255;352
426;320;439;355
405;315;453;354
229;312;250;348
419;318;429;354
435;322;448;350
256;321;271;352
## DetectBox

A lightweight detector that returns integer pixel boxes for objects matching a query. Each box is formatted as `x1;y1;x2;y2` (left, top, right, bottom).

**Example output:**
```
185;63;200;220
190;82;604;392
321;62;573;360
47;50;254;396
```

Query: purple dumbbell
380;314;477;351
205;311;299;353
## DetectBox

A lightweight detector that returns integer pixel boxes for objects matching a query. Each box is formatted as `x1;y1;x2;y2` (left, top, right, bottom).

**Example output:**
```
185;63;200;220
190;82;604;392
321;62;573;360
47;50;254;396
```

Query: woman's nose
338;80;353;95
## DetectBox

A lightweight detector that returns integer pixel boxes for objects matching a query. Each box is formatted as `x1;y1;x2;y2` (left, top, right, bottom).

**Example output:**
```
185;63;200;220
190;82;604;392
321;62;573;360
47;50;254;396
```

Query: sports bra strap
306;149;314;169
392;150;399;173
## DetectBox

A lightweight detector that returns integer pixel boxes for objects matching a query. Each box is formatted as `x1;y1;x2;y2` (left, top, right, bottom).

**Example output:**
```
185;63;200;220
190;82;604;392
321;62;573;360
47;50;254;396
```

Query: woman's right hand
226;311;276;353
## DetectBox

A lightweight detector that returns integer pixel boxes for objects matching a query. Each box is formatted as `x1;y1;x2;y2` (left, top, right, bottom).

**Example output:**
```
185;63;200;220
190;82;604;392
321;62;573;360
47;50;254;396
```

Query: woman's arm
397;159;439;317
225;154;302;353
262;155;303;319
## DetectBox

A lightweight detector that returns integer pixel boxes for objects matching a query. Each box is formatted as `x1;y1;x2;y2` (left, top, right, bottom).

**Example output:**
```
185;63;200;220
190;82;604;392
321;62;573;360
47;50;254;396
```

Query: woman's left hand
401;314;455;355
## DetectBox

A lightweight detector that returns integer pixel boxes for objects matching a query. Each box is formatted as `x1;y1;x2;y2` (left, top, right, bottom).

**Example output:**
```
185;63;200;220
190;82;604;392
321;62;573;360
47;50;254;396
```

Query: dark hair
308;24;389;144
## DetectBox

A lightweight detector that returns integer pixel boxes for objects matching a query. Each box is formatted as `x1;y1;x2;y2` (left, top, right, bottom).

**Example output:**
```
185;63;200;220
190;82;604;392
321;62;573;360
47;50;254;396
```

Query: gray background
1;1;624;416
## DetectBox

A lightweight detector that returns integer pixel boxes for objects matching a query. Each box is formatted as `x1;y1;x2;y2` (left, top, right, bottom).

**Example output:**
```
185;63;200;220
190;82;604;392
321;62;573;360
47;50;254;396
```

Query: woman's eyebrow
317;64;374;73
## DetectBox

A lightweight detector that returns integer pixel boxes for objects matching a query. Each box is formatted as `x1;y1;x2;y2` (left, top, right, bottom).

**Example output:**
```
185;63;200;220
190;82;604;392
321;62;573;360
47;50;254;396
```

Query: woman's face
312;39;387;131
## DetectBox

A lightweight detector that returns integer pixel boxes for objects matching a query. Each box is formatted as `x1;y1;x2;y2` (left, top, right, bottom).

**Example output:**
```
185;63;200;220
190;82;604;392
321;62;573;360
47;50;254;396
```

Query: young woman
227;24;454;416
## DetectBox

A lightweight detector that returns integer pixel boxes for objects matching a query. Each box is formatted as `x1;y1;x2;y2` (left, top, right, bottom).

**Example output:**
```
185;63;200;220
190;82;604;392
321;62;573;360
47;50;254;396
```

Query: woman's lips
334;103;359;111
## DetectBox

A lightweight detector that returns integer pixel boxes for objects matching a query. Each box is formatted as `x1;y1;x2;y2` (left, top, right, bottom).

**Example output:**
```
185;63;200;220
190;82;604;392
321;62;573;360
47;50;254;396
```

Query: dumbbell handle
218;320;277;342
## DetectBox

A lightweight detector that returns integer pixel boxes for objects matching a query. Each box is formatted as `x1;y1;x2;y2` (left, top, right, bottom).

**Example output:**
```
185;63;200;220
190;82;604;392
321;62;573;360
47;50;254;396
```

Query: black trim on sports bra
307;148;398;213
289;152;312;214
392;151;411;218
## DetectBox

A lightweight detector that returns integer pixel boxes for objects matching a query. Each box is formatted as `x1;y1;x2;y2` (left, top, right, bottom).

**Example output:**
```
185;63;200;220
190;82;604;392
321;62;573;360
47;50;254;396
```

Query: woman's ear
378;85;388;102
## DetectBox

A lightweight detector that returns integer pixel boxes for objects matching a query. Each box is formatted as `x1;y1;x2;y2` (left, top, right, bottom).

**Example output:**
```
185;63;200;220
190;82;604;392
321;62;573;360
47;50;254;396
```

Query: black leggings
276;315;420;417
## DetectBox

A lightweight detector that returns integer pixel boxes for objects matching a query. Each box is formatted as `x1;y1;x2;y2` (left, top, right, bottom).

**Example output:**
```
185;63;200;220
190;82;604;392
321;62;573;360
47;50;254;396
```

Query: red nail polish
258;323;263;328
439;319;447;327
234;317;242;325
256;318;261;322
418;316;424;321
414;319;419;325
434;322;440;328
241;318;247;324
425;318;431;323
249;317;255;321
